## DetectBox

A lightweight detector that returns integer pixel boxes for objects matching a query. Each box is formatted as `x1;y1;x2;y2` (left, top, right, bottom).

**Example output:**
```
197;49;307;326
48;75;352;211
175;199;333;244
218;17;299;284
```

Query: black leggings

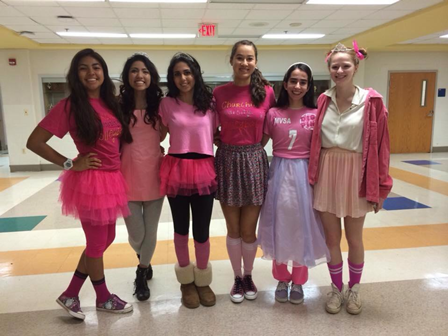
168;193;215;244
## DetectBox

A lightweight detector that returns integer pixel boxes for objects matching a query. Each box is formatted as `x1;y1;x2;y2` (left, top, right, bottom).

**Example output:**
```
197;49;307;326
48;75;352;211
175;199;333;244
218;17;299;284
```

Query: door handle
427;110;434;117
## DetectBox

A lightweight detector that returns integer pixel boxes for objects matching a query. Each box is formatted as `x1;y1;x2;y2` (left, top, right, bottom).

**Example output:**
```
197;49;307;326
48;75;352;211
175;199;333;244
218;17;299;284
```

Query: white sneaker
345;284;362;315
325;283;344;314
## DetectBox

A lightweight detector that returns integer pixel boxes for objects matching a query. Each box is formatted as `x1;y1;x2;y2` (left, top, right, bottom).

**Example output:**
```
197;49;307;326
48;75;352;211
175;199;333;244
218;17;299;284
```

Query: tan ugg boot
194;263;216;307
175;263;199;309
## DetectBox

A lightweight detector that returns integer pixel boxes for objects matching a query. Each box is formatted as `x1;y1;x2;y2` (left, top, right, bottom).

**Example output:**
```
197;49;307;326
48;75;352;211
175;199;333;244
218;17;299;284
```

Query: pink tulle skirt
313;147;373;218
160;155;217;197
59;169;130;226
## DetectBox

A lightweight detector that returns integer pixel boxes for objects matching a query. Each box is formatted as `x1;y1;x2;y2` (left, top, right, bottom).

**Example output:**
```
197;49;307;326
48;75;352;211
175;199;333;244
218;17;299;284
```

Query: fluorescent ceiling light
306;0;400;4
110;0;206;3
130;34;196;38
440;34;448;38
57;32;128;38
262;34;324;39
57;0;104;2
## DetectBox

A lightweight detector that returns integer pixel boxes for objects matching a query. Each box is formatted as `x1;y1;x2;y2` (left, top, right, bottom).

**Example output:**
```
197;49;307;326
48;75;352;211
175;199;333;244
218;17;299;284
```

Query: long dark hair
65;48;131;145
276;63;316;109
119;53;163;131
230;40;270;107
166;52;215;114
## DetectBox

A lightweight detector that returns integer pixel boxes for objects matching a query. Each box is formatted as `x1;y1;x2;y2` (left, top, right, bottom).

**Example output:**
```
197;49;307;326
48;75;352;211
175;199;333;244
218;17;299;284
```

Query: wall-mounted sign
438;88;446;97
198;23;217;37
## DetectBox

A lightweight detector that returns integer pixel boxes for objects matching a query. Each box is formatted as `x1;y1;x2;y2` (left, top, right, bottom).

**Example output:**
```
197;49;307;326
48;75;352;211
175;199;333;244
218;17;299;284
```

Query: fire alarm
9;58;16;66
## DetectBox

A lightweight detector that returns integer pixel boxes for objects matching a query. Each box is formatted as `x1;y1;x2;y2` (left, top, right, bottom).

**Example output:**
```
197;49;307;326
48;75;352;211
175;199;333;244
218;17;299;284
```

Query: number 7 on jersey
288;129;297;150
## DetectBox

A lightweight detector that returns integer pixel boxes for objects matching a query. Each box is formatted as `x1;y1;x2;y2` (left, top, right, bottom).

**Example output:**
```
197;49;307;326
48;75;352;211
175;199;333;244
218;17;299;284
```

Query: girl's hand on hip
73;153;102;171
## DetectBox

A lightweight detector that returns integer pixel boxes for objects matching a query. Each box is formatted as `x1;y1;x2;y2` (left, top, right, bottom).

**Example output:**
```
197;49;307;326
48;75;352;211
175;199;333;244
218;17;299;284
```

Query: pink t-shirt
158;96;217;155
264;107;317;159
213;83;275;145
39;98;122;171
121;110;163;201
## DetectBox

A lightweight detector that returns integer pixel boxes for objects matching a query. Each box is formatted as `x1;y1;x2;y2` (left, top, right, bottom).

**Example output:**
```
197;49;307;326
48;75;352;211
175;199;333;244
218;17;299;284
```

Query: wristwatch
63;158;73;170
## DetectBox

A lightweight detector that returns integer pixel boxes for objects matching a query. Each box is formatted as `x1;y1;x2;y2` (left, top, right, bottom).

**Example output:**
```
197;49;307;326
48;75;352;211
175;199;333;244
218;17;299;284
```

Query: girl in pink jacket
308;42;393;315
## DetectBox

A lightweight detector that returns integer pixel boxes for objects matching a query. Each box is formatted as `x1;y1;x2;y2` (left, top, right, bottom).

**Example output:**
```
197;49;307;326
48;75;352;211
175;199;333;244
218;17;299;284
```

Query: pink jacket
308;88;393;204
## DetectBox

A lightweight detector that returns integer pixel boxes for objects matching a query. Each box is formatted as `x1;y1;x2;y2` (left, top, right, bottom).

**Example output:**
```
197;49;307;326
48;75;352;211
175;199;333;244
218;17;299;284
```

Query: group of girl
26;39;392;321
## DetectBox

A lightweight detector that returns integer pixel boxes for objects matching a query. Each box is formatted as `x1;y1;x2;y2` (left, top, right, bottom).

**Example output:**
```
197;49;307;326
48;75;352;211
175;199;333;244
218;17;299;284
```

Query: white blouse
321;86;367;153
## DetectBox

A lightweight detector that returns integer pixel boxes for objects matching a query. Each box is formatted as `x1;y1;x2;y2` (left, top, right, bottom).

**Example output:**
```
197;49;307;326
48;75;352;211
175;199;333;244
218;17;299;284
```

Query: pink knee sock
194;239;210;270
348;259;364;289
92;278;111;303
63;270;88;297
226;236;242;277
328;262;343;292
242;239;258;276
174;233;190;267
291;265;309;285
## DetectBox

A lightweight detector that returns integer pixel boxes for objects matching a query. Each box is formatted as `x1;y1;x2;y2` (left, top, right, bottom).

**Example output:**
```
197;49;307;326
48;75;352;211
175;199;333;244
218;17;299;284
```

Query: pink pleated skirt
59;169;130;226
313;147;373;218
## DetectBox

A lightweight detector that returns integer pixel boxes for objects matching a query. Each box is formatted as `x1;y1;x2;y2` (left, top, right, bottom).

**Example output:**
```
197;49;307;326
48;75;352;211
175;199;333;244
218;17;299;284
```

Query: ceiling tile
267;28;305;34
203;9;250;20
59;2;110;8
15;6;70;17
324;10;376;20
98;38;133;44
299;27;339;34
237;20;280;28
120;19;162;27
30;17;81;25
253;4;300;10
366;10;413;20
216;27;235;35
194;38;226;45
3;1;59;6
349;19;389;28
231;27;271;36
287;10;334;20
209;19;243;28
109;3;158;9
125;27;163;34
85;26;126;34
0;16;37;25
275;20;318;29
162;19;198;28
4;24;51;32
311;20;352;28
160;3;207;9
207;3;254;10
0;6;25;16
340;5;388;11
245;10;292;20
77;18;121;26
331;27;367;35
47;25;87;32
387;0;442;11
27;32;59;39
300;4;342;11
65;7;117;18
162;27;198;34
255;38;286;45
113;8;160;19
160;8;205;19
63;37;102;44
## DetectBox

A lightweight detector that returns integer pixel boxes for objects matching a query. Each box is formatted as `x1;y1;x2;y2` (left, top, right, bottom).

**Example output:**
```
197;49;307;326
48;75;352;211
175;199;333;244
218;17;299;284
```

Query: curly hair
276;63;316;109
230;40;270;107
65;48;131;146
166;52;215;114
119;54;163;134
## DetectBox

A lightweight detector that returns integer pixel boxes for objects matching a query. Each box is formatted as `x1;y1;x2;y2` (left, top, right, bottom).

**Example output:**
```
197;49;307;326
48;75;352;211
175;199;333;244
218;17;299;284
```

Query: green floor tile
0;216;46;233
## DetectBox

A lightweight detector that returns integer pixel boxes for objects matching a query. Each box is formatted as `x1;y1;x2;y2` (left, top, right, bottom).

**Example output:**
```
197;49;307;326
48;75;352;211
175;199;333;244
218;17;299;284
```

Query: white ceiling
400;29;448;45
0;0;444;45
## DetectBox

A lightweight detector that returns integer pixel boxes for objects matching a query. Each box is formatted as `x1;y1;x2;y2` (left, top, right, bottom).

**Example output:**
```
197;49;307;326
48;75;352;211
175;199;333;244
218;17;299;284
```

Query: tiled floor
1;153;448;335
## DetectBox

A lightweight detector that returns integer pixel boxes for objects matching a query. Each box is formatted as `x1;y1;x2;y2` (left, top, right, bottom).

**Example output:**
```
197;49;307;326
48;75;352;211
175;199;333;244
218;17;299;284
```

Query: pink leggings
272;261;309;285
81;220;116;258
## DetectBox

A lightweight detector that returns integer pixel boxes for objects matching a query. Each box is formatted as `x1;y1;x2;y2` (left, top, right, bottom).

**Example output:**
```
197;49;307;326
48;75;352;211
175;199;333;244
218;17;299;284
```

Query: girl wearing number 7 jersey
258;62;329;305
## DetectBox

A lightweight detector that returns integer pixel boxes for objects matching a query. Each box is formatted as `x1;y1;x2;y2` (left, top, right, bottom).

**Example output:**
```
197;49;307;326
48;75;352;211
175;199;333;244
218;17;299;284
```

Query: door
388;72;436;153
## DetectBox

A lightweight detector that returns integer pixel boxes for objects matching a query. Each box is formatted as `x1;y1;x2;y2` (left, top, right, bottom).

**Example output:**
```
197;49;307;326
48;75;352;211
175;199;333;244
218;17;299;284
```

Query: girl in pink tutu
27;48;133;320
119;53;165;301
258;62;329;305
308;42;392;315
159;52;217;309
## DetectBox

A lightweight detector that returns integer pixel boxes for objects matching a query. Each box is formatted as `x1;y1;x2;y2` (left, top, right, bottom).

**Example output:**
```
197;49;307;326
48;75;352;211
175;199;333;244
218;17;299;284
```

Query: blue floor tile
402;160;441;165
0;216;46;233
383;197;430;211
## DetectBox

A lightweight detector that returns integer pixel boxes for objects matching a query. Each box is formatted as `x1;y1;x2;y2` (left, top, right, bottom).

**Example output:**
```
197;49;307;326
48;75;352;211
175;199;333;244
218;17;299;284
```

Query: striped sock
92;278;111;304
63;270;88;297
328;262;343;292
348;259;364;289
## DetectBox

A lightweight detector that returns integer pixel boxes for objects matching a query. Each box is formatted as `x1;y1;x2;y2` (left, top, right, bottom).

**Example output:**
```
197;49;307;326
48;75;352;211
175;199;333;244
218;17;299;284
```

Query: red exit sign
198;23;217;37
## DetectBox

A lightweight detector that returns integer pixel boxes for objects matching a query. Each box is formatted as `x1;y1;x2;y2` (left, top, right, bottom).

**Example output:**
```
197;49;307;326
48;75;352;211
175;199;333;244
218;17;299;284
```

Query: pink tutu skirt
313;147;373;218
59;169;130;226
160;155;217;197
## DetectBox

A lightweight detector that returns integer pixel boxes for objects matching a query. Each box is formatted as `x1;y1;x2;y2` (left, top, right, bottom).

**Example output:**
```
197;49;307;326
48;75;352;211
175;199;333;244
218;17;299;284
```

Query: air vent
57;15;74;19
19;31;35;36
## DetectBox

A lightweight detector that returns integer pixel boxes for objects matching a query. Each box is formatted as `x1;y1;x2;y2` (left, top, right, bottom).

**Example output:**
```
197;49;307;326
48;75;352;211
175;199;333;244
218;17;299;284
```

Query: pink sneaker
230;276;244;303
56;294;85;320
96;294;133;314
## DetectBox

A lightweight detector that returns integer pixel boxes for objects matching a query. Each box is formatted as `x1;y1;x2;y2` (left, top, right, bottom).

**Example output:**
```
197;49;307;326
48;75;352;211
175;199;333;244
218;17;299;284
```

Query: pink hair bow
352;40;365;60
